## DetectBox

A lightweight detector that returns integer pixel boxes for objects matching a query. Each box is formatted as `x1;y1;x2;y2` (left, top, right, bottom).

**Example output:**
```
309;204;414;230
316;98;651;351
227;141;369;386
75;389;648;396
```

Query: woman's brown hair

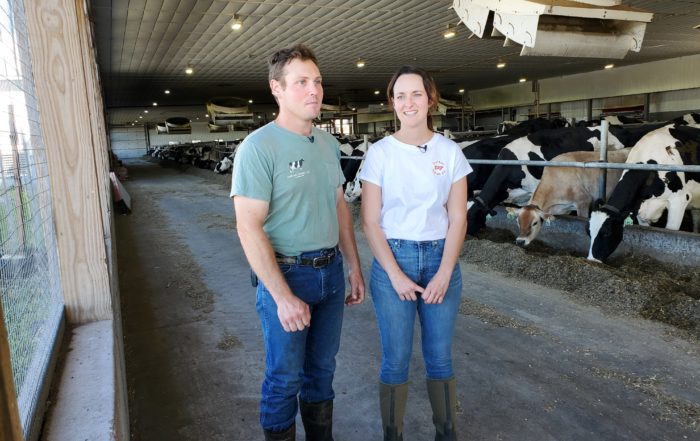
386;65;440;130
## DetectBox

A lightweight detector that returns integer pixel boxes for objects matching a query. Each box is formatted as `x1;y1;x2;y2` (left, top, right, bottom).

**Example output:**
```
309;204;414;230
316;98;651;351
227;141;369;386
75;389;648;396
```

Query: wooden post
24;0;113;323
0;304;23;441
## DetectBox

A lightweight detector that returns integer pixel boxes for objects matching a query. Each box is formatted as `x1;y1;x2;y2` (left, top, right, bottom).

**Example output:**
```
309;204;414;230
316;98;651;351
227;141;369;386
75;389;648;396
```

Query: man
230;44;365;441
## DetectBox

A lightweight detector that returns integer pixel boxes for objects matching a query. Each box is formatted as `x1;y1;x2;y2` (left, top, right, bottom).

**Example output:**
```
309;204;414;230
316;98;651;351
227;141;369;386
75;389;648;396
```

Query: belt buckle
312;255;329;268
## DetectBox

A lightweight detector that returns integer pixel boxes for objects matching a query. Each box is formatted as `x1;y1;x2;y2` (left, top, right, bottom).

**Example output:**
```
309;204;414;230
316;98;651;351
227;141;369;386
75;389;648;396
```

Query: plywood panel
24;0;112;323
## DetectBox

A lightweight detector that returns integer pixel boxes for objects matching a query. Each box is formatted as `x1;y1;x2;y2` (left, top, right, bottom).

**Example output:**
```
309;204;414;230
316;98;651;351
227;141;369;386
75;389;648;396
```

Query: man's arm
335;188;365;305
233;196;311;332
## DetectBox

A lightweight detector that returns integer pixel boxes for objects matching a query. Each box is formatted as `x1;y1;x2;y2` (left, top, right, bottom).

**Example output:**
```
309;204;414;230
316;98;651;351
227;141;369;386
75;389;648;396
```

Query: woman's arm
422;177;468;304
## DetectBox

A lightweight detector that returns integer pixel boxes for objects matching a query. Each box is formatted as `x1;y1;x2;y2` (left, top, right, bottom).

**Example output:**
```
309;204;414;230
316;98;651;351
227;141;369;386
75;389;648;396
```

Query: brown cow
507;148;632;246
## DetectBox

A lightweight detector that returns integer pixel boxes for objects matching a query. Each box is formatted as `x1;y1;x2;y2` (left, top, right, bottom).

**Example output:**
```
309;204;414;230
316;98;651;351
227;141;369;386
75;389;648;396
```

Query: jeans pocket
278;263;294;275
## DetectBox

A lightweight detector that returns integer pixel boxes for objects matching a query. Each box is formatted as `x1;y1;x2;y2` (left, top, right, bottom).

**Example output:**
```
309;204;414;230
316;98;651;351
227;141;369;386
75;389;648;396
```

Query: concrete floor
116;159;700;441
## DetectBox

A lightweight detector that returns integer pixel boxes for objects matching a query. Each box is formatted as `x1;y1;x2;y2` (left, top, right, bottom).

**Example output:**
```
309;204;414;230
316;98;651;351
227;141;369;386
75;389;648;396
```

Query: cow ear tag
624;216;633;226
545;218;552;226
486;213;493;220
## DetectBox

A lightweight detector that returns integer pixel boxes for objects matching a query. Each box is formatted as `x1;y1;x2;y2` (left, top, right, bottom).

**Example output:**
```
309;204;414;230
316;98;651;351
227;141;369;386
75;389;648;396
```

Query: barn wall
469;53;700;112
110;128;147;159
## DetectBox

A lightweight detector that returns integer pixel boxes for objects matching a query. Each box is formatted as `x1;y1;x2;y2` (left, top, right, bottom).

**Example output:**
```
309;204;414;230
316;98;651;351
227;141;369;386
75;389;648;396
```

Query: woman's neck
393;126;434;146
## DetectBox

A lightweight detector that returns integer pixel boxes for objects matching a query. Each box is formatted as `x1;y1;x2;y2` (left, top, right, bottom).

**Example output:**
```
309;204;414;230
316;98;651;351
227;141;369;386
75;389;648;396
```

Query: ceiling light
231;14;243;31
139;115;143;119
693;23;700;29
185;66;194;75
257;115;262;119
519;78;527;83
205;114;209;117
272;112;276;116
497;62;506;68
248;99;253;103
351;108;356;111
380;103;384;106
152;102;158;106
144;110;149;113
443;25;456;39
604;63;615;69
374;90;380;95
356;58;366;68
164;90;170;94
458;88;465;94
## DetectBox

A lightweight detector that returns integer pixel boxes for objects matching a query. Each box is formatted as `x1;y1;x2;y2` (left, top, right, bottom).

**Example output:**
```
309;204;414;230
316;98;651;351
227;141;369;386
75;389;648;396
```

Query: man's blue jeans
256;249;345;432
370;239;462;385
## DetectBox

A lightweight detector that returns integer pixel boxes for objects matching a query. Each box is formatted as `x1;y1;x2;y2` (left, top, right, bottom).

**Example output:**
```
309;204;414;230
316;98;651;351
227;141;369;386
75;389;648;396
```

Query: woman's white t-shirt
359;133;472;241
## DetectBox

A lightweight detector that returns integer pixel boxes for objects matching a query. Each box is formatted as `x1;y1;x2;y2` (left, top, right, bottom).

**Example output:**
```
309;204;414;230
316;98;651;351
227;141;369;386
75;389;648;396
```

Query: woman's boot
426;378;457;441
299;399;334;441
264;423;296;441
379;382;408;441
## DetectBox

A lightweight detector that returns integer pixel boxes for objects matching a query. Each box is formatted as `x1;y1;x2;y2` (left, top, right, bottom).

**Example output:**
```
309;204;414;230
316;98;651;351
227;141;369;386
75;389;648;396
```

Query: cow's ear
593;198;604;210
543;213;555;223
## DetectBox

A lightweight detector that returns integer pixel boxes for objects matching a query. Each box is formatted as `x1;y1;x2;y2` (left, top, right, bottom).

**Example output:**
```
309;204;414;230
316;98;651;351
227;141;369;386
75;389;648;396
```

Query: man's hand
345;269;365;305
275;294;311;332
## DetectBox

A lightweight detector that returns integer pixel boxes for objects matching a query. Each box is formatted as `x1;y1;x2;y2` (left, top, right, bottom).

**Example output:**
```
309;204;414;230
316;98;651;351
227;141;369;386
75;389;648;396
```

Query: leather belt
275;247;338;269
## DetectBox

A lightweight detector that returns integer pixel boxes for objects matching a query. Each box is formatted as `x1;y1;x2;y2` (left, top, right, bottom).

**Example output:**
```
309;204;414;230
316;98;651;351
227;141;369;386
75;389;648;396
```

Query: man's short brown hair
268;44;319;85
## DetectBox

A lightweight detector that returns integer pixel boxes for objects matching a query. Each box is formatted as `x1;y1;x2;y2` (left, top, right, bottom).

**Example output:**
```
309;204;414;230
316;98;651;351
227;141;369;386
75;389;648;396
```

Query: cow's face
512;206;553;246
637;198;668;226
467;203;489;235
344;179;362;202
587;209;624;262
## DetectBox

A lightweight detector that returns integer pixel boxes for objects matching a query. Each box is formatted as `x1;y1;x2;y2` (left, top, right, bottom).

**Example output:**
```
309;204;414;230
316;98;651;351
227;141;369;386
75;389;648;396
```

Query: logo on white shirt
432;160;446;176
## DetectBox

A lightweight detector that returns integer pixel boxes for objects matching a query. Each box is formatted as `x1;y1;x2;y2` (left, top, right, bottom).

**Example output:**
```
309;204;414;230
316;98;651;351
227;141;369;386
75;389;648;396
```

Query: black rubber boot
299;399;334;441
264;423;296;441
379;382;408;441
426;377;457;441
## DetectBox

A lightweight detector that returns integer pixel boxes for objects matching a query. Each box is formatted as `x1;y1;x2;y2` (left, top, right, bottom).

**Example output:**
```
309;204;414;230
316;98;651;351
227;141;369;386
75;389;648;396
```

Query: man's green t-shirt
230;122;344;256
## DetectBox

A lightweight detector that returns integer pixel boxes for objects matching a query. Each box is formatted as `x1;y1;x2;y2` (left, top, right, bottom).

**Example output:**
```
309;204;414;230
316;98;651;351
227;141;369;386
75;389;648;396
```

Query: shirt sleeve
334;140;344;188
358;143;383;187
230;139;273;200
451;142;472;183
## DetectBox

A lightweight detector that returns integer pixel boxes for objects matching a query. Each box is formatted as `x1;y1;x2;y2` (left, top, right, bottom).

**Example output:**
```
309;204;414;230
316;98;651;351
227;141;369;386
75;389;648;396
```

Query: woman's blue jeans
256;249;345;432
371;239;462;385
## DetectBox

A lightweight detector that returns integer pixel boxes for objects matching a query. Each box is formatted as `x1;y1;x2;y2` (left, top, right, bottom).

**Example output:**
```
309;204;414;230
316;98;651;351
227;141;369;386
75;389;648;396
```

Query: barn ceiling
90;0;700;124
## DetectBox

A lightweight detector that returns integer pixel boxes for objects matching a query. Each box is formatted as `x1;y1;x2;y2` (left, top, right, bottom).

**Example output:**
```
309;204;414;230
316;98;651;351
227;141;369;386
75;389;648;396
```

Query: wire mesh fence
1;0;64;432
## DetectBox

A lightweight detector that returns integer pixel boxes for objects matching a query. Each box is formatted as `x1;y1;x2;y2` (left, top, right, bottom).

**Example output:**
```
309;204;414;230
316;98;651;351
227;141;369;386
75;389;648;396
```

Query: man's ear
270;79;282;98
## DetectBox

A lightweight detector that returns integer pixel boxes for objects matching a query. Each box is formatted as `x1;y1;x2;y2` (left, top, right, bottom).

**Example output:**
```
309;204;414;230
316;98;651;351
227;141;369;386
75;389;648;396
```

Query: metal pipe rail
466;158;700;173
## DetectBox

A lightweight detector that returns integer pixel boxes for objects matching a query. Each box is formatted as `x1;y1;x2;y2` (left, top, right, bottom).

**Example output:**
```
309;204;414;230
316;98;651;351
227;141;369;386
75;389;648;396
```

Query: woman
359;66;471;441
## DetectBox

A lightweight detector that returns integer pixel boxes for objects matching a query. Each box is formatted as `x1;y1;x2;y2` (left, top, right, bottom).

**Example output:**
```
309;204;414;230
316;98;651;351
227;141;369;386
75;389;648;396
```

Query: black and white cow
461;135;517;199
672;112;700;126
340;139;369;187
467;125;629;235
587;123;700;262
497;117;570;138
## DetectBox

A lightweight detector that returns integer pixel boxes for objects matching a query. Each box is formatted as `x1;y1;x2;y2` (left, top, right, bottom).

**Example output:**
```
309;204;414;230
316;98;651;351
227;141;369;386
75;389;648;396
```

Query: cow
467;125;629;235
673;112;700;126
344;157;365;202
587;124;700;262
507;148;631;246
462;135;516;199
604;115;645;125
497;117;570;137
340;140;369;186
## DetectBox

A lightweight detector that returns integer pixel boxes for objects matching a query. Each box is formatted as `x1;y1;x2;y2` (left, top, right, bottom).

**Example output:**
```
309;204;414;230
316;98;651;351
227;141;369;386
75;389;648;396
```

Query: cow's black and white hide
467;125;627;236
341;140;369;189
497;117;570;138
344;158;364;202
604;115;646;125
587;123;700;262
672;112;700;126
462;135;517;200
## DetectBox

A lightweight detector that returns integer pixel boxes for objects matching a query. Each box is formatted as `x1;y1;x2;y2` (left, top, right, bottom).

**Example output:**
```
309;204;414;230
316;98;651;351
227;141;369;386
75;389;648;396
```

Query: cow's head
587;202;625;262
344;178;362;202
507;205;554;246
467;197;495;236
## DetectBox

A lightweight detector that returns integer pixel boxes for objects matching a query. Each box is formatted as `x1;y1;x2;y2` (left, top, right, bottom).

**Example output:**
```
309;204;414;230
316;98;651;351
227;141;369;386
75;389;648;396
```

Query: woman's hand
422;269;451;304
389;272;424;301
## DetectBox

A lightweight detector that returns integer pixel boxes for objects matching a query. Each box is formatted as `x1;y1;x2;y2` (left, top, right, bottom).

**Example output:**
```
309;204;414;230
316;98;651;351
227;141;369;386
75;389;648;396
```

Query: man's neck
274;112;313;136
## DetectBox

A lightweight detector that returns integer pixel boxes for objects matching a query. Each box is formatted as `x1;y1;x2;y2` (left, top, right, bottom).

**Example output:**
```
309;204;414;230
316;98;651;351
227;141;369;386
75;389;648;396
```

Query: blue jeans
256;248;345;432
371;239;462;385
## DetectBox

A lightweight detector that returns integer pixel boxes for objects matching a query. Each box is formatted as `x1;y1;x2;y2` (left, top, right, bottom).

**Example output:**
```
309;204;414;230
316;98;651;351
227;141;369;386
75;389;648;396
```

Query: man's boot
379;382;408;441
264;423;296;441
426;377;457;441
299;399;334;441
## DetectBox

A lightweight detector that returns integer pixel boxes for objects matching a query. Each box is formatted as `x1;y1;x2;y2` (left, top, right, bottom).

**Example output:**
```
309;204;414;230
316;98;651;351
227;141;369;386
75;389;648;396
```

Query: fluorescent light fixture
604;63;615;69
374;90;380;95
356;58;366;68
496;62;506;68
248;99;253;103
458;88;465;93
519;78;527;83
152;102;158;106
272;112;276;116
139;115;143;119
185;66;194;75
205;114;209;117
380;103;384;106
144;110;149;113
443;25;456;39
164;90;170;94
231;14;243;30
